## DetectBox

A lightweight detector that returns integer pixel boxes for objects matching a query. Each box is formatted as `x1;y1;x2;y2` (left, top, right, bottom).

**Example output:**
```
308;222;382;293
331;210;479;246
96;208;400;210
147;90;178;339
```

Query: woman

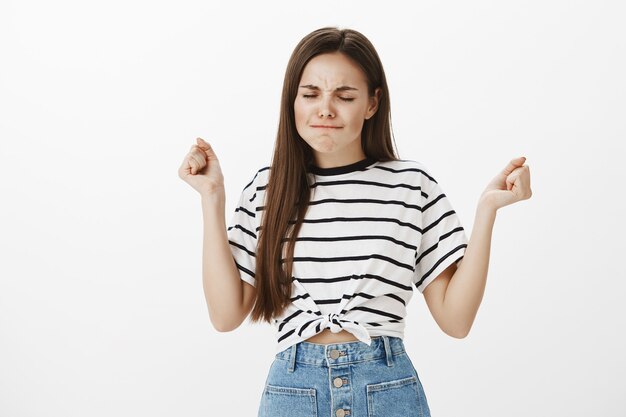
179;26;532;417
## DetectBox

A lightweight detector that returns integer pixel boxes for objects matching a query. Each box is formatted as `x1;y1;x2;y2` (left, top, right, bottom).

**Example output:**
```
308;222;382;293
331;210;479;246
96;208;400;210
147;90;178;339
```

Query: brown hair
249;26;400;324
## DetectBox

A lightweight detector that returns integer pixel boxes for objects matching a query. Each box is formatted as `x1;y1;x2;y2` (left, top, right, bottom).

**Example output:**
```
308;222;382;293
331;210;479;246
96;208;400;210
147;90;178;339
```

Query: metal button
335;409;346;417
329;349;340;359
333;377;343;388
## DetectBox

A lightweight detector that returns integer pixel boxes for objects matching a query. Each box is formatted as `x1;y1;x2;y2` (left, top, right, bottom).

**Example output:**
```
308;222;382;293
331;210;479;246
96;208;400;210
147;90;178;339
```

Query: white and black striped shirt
227;157;468;353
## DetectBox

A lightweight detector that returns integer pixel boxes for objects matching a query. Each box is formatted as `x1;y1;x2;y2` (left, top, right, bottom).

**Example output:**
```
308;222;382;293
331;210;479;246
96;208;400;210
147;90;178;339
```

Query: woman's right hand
178;137;225;196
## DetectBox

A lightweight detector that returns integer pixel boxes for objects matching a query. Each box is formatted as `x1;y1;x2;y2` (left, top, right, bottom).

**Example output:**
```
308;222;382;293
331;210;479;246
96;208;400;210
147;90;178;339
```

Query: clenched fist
178;137;225;197
480;156;532;210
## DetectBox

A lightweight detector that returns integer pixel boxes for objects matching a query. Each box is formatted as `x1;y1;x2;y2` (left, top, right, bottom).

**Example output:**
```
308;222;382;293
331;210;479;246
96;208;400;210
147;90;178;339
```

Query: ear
365;87;382;120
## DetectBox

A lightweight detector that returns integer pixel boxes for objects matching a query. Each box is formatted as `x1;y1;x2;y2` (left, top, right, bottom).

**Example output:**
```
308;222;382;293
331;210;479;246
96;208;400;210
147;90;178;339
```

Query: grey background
1;0;624;415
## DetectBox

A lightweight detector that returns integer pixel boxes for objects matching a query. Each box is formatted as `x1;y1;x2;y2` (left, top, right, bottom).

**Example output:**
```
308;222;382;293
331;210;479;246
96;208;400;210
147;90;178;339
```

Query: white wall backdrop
1;0;624;416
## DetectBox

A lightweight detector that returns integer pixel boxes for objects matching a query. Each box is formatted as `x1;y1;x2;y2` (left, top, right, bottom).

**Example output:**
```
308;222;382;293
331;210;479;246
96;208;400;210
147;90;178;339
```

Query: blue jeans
258;335;431;417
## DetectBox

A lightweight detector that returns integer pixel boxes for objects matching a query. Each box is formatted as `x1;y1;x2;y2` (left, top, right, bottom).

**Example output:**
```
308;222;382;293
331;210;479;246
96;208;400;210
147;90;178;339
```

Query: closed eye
302;94;354;102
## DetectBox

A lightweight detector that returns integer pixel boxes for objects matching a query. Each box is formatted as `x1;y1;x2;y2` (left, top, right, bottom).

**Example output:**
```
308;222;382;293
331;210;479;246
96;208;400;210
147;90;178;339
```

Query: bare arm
201;190;252;332
443;202;495;337
423;157;531;338
422;201;495;338
179;137;257;332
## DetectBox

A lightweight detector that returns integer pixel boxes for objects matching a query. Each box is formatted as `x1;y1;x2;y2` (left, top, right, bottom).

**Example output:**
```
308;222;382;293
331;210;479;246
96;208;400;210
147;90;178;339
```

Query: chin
309;138;339;152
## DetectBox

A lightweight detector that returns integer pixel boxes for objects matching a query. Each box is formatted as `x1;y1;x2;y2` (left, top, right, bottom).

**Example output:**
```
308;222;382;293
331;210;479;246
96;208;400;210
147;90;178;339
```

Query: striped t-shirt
227;156;468;354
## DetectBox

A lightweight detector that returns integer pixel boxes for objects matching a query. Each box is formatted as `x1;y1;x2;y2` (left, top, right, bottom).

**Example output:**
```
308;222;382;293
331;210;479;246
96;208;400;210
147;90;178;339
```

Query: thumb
500;156;526;177
196;137;220;162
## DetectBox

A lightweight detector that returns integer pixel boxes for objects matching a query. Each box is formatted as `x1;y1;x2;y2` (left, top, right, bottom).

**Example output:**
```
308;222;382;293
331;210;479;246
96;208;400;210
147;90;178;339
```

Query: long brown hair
249;26;400;324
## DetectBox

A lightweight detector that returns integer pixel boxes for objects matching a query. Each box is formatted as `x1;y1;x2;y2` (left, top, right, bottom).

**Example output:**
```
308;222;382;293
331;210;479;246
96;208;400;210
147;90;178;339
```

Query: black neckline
307;156;377;176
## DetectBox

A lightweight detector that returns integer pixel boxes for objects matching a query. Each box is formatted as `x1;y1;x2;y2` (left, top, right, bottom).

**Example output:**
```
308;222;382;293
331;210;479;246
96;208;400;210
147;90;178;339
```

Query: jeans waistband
275;335;406;371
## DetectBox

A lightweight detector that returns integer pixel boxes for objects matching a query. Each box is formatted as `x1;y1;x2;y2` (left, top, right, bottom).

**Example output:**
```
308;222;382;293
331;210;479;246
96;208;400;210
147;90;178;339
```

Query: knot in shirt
298;312;372;346
322;313;344;333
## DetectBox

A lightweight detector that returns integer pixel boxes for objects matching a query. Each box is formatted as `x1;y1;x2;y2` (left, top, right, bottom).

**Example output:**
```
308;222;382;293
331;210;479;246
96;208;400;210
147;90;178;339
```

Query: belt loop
382;335;393;367
287;343;297;373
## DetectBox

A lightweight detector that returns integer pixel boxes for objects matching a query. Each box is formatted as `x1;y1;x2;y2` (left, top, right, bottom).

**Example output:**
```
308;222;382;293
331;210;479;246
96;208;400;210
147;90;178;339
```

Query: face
294;52;381;167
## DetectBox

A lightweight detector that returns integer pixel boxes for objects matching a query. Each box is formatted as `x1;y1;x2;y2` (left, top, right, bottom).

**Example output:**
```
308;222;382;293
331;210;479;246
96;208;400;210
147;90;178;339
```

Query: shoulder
236;164;271;208
375;158;437;186
245;164;270;189
237;163;270;192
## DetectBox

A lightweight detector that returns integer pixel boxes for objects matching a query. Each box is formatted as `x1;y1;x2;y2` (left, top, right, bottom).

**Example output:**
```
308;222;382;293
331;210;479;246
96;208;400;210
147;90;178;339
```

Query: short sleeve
226;172;260;288
413;171;469;293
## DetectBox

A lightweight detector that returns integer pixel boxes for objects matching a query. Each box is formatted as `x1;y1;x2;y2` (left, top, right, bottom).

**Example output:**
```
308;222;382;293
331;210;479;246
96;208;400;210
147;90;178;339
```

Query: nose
318;95;335;118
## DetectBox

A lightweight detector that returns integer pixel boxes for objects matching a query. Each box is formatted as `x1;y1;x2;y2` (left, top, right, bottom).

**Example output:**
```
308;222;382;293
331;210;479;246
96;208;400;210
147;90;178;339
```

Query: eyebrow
299;84;359;92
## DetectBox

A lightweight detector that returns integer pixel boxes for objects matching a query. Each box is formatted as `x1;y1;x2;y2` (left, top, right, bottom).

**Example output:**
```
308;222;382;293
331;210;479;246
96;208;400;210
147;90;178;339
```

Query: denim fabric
257;336;431;417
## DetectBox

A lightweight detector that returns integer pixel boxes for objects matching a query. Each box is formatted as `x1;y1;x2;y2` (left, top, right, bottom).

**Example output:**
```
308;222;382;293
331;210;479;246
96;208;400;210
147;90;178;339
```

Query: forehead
299;52;367;89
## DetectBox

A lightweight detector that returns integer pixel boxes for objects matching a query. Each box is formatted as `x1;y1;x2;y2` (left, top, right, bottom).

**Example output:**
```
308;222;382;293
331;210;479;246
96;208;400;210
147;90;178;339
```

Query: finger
196;138;219;161
516;166;532;198
196;137;208;147
190;141;211;161
506;172;517;191
506;168;529;193
523;165;531;188
196;137;211;152
188;157;199;175
500;156;526;177
188;150;207;168
179;156;198;177
181;144;207;177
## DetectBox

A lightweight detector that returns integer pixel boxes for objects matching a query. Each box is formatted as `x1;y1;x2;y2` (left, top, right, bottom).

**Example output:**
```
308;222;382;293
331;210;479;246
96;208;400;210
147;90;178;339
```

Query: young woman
179;26;532;417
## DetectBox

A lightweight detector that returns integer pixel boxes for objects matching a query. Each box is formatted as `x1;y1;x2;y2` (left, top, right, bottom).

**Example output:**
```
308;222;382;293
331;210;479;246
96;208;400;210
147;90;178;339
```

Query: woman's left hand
480;156;532;210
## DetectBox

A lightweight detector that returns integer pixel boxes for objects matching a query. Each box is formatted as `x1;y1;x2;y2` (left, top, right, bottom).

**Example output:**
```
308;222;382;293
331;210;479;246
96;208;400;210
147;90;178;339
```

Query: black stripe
422;210;458;234
383;293;407;306
294;275;354;284
315;298;343;305
290;253;414;271
295;273;413;291
364;319;404;326
415;246;467;288
228;240;255;257
290;293;311;302
233;261;255;279
297;319;317;336
346;306;404;321
352;291;374;300
314;291;377;305
277;329;295;343
278;310;304;332
227;224;257;239
244;166;270;192
374;163;435;182
308;197;421;211
292;216;423;234
242;167;268;203
416;227;466;262
312;179;422;191
291;234;417;251
235;205;255;218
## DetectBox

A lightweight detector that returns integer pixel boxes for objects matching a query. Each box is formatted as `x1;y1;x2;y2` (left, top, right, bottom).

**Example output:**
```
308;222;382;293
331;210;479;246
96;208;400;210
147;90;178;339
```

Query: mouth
311;125;342;129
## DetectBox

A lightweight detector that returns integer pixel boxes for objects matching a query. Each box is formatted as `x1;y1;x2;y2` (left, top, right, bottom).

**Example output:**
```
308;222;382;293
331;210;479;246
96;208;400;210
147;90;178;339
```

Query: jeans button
333;377;343;387
329;349;340;359
335;409;346;417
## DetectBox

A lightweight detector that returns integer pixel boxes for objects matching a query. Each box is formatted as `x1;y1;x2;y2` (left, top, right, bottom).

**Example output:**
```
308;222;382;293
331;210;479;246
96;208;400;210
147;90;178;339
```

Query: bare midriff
304;329;359;345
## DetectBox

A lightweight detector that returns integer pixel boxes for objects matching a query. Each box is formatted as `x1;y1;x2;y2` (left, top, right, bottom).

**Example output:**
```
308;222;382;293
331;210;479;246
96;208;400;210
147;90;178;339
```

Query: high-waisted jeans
257;335;431;417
